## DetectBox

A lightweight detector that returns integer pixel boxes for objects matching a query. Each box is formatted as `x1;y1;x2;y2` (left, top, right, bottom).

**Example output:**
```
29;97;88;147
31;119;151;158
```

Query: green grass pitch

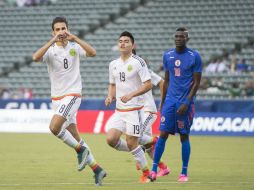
0;133;253;190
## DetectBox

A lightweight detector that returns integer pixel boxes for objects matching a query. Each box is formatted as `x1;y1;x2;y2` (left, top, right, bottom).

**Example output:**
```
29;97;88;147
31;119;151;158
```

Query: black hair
119;31;135;44
51;17;68;30
176;27;189;38
132;49;136;55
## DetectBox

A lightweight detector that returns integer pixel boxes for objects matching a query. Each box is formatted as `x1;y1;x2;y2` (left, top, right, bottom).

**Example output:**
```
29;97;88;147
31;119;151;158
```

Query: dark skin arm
177;72;202;115
160;71;169;110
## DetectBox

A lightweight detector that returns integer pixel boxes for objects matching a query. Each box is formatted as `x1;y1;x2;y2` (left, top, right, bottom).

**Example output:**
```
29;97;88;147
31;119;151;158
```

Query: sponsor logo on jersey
69;48;76;56
127;65;133;72
175;60;181;66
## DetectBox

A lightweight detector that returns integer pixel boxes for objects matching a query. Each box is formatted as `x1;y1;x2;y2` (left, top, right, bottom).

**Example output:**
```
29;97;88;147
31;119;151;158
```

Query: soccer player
149;27;202;182
132;51;170;177
105;31;152;183
32;17;106;186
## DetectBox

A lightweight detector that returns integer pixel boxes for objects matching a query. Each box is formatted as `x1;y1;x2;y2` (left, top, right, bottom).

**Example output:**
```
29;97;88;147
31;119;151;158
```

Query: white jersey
43;41;86;98
143;70;162;113
109;54;151;110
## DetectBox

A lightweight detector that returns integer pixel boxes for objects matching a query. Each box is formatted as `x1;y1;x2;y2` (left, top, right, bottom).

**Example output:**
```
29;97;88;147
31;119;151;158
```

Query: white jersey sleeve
42;49;50;64
137;58;151;83
150;70;162;86
77;44;86;58
143;70;162;113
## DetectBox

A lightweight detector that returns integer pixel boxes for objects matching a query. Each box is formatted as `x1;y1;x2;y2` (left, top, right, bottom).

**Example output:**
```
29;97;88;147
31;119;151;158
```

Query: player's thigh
124;110;143;137
175;102;195;135
143;112;157;136
52;96;81;121
105;111;126;133
159;102;176;134
126;134;139;150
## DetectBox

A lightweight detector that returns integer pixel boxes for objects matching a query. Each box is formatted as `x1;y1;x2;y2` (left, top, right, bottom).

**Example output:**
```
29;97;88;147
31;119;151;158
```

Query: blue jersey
163;47;202;103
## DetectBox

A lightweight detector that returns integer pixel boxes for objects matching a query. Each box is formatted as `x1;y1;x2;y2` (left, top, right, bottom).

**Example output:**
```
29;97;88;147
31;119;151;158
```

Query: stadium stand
0;0;254;99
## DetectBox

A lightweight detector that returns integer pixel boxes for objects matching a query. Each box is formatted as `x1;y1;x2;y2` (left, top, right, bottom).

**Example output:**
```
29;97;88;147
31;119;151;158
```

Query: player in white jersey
141;68;171;177
105;31;152;183
115;49;170;177
32;17;106;186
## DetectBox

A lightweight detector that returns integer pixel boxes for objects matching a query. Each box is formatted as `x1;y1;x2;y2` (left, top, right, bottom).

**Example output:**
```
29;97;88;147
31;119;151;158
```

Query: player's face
52;22;68;42
118;36;134;54
174;31;187;48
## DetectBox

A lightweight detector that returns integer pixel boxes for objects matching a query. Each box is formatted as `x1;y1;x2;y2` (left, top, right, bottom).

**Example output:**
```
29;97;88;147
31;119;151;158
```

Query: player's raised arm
32;35;59;62
65;31;96;57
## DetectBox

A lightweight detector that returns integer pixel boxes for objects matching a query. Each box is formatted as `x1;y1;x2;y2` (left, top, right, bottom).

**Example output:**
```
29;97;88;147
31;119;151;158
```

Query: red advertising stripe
76;110;161;134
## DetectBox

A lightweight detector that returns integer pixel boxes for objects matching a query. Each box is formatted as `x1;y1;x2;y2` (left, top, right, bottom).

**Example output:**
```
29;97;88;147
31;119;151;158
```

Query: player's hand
65;31;77;41
51;33;67;43
105;96;113;106
177;104;188;115
120;94;133;103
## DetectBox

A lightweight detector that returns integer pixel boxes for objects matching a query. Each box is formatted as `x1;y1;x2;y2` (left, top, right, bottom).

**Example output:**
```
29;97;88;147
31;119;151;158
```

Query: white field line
0;181;254;186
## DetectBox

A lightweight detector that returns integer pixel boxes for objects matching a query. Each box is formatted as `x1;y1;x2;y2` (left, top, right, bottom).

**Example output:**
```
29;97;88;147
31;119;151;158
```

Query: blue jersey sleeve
193;51;202;73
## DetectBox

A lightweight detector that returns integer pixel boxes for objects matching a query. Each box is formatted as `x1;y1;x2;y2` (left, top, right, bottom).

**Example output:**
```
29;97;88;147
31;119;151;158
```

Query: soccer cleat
157;166;171;177
139;174;151;183
178;174;188;182
77;147;89;171
94;170;107;186
139;170;151;183
148;171;157;182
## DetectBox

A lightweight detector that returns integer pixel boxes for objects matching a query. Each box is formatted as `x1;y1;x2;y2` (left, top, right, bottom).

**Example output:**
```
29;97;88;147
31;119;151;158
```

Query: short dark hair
176;27;189;38
51;17;68;30
119;31;135;44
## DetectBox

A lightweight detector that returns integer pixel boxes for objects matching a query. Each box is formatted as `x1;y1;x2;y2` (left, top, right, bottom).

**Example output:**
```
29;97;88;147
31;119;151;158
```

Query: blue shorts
159;101;195;135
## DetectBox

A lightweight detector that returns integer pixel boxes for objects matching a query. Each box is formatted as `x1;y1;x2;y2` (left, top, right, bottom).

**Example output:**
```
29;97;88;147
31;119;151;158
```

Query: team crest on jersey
175;60;181;67
127;65;133;72
161;116;165;122
69;48;76;56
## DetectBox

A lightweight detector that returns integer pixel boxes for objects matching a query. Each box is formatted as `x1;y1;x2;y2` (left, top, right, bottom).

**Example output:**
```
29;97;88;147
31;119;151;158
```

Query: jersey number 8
64;58;68;69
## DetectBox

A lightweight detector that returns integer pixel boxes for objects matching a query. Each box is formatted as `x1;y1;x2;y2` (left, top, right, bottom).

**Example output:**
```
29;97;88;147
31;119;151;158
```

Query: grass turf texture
0;133;253;190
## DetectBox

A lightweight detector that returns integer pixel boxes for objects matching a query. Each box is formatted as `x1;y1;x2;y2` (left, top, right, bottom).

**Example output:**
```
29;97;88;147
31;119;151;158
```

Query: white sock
131;146;148;170
139;134;153;145
114;138;130;151
57;129;79;149
146;147;154;160
79;139;95;165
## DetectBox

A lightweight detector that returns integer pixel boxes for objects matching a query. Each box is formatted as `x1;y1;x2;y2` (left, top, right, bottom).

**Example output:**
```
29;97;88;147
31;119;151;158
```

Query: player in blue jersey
149;27;202;182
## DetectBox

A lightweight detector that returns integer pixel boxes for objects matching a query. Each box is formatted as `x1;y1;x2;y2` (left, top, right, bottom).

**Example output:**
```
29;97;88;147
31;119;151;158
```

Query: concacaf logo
69;48;76;56
127;65;133;72
175;60;181;67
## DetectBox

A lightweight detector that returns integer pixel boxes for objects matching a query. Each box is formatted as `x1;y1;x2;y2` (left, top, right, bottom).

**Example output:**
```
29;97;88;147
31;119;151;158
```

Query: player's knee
49;124;61;136
49;115;66;136
106;136;118;148
160;131;169;139
180;134;189;142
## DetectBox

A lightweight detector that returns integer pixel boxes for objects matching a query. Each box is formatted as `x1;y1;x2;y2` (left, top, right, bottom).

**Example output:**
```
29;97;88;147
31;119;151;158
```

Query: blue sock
152;137;167;172
181;139;191;175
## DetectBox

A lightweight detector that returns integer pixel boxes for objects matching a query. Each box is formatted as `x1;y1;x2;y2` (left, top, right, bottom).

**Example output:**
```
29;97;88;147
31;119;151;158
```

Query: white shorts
106;109;144;137
52;96;81;128
142;112;157;136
